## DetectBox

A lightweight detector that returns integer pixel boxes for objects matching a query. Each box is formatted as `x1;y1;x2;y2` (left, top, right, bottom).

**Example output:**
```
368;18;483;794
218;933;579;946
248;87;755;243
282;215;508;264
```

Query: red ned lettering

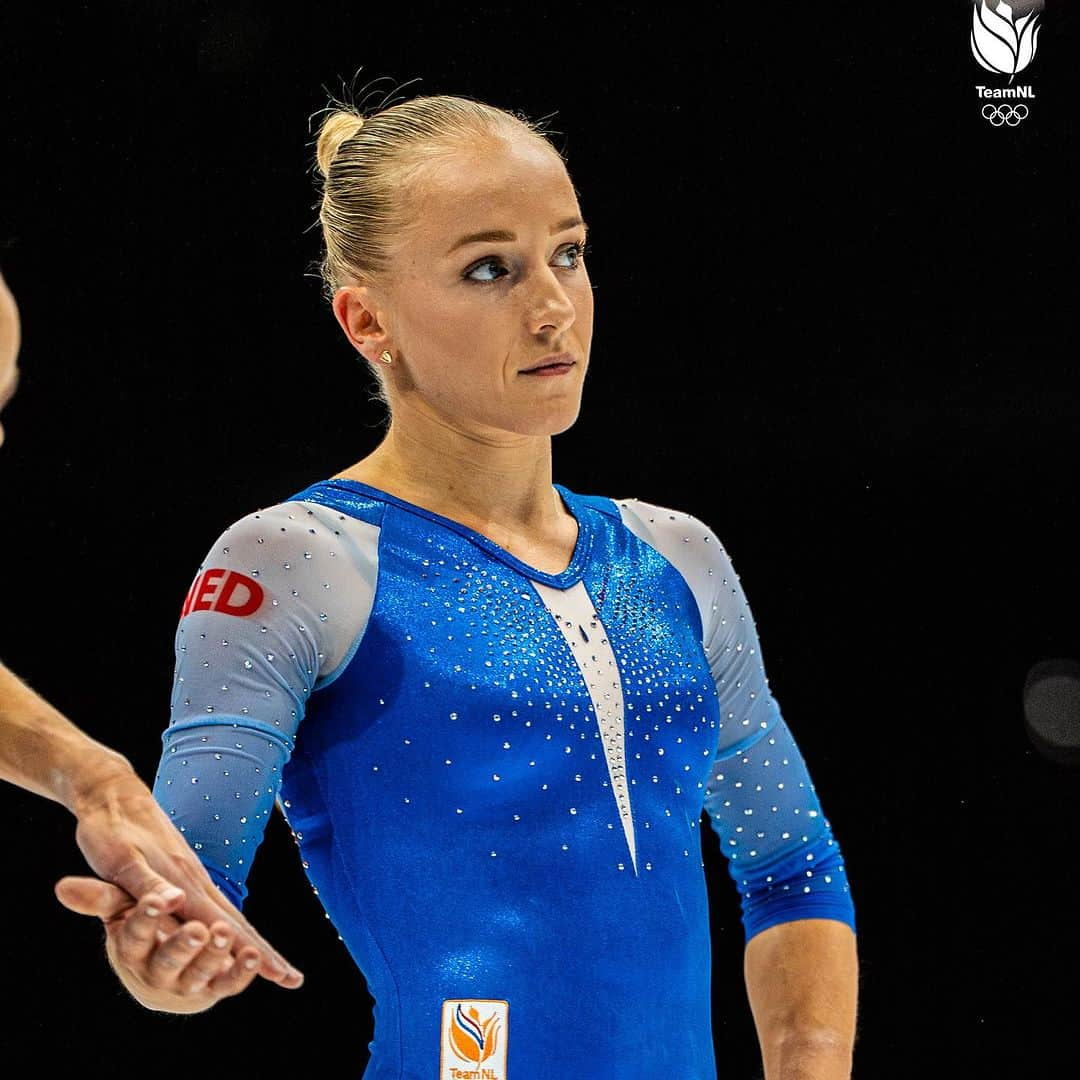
181;570;263;622
191;569;226;613
215;570;264;617
181;568;265;619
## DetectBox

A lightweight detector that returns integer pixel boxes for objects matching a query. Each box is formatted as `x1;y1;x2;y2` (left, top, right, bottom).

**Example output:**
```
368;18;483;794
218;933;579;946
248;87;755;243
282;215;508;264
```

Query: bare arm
743;917;859;1080
0;659;135;809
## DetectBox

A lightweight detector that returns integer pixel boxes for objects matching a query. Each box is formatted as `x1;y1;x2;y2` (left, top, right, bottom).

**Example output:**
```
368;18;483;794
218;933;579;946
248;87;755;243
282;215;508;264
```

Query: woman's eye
465;241;589;283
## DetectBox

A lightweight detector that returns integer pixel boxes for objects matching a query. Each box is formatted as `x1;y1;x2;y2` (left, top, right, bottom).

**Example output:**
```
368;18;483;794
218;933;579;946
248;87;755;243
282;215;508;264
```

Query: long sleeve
151;499;376;909
697;521;857;944
616;496;856;946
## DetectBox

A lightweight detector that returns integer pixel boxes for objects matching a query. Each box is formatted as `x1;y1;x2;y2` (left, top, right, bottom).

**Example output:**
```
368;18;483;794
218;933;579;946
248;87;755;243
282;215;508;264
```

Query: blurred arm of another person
0;660;303;989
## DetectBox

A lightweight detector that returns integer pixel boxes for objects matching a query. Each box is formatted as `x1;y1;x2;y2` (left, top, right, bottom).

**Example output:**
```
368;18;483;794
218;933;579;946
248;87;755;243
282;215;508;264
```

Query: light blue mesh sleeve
698;523;857;944
150;500;375;910
154;721;294;909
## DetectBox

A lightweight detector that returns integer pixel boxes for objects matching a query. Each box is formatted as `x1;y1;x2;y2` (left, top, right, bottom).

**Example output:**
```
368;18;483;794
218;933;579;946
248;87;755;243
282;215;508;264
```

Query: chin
514;396;584;437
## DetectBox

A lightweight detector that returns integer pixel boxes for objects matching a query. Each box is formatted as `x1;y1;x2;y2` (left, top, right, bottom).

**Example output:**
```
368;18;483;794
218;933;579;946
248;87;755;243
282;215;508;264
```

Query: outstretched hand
60;766;302;989
56;878;265;1013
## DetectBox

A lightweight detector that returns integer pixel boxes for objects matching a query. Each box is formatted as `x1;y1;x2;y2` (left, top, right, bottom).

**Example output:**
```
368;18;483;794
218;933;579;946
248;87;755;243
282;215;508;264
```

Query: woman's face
0;271;21;448
338;131;594;438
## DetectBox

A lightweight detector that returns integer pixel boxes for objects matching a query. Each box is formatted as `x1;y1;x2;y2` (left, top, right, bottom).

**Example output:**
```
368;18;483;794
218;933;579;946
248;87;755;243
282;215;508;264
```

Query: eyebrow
446;216;588;256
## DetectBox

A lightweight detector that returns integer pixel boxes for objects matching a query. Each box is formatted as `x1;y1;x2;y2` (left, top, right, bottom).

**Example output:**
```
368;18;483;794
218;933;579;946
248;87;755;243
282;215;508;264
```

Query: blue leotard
153;478;856;1079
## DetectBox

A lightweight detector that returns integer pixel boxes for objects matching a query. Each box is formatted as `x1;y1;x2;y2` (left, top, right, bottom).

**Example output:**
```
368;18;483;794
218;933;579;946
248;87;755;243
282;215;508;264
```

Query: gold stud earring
379;350;393;365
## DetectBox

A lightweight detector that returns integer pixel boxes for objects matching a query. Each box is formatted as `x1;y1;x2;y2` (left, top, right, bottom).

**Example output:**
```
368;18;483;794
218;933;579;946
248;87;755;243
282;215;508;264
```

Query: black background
1;1;1077;1076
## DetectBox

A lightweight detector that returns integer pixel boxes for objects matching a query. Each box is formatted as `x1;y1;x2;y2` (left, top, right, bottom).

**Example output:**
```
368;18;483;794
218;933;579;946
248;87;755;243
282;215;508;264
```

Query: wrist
0;662;136;813
65;747;139;819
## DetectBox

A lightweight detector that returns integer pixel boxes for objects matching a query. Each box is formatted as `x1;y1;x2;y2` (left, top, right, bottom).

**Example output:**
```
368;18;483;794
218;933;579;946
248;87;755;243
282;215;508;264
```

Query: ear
333;285;390;362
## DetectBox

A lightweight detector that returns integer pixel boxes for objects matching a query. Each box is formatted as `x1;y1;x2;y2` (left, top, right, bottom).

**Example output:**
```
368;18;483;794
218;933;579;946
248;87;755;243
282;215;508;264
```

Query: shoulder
182;497;380;679
188;497;381;614
612;495;727;565
612;493;744;615
611;497;763;662
198;497;379;567
612;494;709;533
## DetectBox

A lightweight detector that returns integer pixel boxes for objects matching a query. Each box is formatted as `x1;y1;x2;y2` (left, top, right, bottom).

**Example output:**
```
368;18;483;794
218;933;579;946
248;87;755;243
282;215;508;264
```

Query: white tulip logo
971;1;1041;84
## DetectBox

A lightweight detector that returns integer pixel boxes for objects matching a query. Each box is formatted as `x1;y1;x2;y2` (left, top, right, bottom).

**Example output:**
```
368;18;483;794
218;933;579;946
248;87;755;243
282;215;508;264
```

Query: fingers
203;941;262;999
100;852;186;913
111;852;302;987
161;883;304;989
54;876;135;920
100;896;272;1011
111;887;187;965
144;920;205;984
147;921;257;1000
103;887;302;996
175;922;236;995
78;812;303;987
260;961;305;990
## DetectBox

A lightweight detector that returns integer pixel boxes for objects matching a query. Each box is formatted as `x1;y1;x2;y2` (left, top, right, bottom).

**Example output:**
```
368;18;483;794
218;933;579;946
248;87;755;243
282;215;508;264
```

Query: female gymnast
104;92;859;1077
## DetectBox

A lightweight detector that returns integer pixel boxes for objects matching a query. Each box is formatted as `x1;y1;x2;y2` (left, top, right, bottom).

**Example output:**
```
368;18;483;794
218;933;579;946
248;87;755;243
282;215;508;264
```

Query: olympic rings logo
981;103;1029;126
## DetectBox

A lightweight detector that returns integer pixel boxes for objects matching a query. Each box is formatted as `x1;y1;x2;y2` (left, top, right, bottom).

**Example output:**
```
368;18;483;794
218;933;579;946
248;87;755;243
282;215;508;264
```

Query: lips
521;353;575;373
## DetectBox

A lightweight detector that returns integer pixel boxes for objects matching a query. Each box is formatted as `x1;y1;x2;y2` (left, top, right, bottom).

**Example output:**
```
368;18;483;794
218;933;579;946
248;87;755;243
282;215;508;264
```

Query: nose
529;270;577;336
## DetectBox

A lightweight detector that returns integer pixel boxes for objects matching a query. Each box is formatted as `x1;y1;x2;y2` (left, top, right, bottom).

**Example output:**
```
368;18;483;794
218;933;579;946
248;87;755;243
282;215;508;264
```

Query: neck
345;397;565;532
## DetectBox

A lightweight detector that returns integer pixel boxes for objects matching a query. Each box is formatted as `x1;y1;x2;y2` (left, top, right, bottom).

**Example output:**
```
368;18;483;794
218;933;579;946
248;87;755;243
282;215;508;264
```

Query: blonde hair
307;77;566;417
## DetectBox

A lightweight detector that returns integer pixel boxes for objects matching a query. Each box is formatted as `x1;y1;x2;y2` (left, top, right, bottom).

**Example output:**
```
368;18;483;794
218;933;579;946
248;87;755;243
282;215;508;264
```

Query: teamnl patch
439;999;509;1079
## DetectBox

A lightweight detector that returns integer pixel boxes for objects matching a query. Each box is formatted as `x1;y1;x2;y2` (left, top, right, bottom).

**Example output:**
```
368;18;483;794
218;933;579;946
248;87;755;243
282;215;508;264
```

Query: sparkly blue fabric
153;479;855;1079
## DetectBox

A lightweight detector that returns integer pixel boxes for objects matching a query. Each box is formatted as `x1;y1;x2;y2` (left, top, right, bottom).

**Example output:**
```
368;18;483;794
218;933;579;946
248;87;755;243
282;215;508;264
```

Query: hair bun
315;112;367;179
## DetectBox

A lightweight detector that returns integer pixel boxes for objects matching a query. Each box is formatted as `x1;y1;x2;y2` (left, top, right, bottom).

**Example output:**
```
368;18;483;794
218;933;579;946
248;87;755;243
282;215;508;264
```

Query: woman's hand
61;764;302;988
60;879;265;1014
